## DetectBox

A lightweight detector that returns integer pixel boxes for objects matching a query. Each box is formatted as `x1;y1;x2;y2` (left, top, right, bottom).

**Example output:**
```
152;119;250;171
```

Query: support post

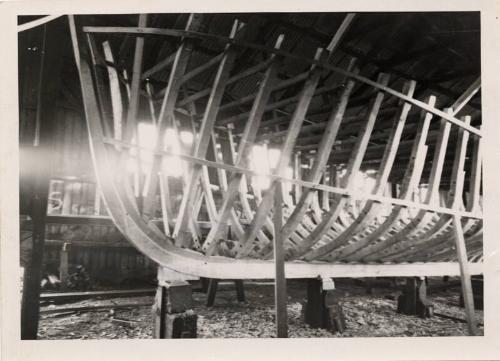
206;279;246;306
234;280;246;303
273;182;288;338
304;277;346;333
453;215;478;335
397;277;433;318
20;17;65;340
59;243;69;288
152;276;197;339
206;279;219;307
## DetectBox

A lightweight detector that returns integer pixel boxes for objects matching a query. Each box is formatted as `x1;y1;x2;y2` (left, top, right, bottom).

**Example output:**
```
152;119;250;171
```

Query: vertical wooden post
20;17;65;340
273;182;288;338
59;243;69;288
234;280;246;302
206;279;219;307
453;215;478;335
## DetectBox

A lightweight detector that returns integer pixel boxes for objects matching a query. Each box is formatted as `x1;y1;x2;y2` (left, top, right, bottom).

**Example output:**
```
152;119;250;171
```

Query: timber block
162;281;193;313
152;280;197;339
304;278;346;333
165;311;198;338
397;277;433;318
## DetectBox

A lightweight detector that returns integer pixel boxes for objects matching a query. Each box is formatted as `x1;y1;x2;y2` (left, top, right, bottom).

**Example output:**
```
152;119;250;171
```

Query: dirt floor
37;279;484;339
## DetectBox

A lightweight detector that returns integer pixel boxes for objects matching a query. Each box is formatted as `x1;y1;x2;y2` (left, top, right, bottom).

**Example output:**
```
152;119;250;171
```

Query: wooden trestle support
68;14;483;337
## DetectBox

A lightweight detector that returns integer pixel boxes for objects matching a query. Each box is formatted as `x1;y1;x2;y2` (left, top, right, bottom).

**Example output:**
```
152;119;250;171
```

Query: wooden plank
173;20;247;247
288;73;390;259
273;182;288;338
202;35;284;255
18;15;63;32
453;215;478;335
83;25;481;137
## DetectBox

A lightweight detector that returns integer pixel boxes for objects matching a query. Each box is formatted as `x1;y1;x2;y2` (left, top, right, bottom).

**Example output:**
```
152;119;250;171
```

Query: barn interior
18;12;483;339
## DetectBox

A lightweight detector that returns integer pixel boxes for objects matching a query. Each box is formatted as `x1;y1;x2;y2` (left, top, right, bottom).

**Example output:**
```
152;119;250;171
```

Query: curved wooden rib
202;35;284;255
359;111;457;262
381;119;480;262
286;73;390;260
318;95;436;262
303;80;416;261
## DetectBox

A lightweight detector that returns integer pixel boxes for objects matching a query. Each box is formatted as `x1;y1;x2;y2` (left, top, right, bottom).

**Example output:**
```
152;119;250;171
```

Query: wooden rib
71;16;485;282
173;20;247;247
122;15;148;143
202;35;284;255
305;80;417;261
280;59;358;244
238;14;356;257
84;24;480;137
377;80;483;261
450;77;481;115
329;95;436;262
177;59;273;107
287;73;390;260
142;52;176;80
235;48;328;258
382;117;474;262
155;53;226;98
225;124;272;247
361;110;454;261
142;14;203;220
102;41;123;140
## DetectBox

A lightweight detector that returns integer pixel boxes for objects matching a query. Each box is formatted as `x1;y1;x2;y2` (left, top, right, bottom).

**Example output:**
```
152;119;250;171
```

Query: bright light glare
180;130;194;145
250;145;283;189
127;123;192;178
268;148;281;169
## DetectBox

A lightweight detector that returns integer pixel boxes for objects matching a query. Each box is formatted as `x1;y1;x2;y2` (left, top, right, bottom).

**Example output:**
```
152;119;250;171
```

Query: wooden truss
68;14;483;334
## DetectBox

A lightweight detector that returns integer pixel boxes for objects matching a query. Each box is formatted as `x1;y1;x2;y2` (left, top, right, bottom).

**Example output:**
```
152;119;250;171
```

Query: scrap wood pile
37;282;483;339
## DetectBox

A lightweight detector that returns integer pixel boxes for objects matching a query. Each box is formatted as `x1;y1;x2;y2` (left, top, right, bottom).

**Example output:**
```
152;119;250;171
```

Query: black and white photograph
2;1;500;360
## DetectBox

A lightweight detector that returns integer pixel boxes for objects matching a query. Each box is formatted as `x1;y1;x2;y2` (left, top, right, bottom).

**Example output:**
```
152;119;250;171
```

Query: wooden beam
21;17;65;340
273;182;288;338
177;58;273;107
453;216;478;335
